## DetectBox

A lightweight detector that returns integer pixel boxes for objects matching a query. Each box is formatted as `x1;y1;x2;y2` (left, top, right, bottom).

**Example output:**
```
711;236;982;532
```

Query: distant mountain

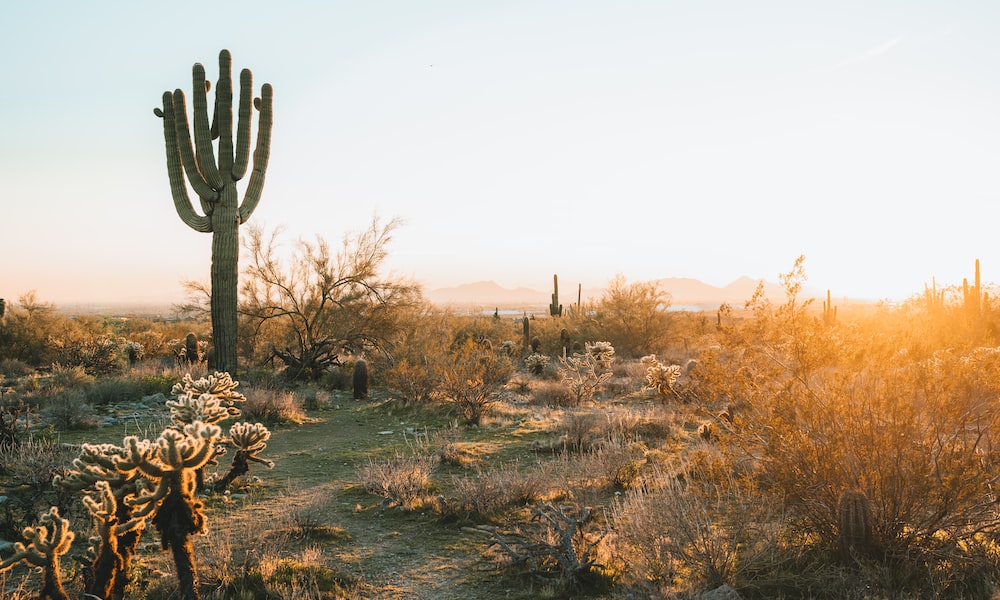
426;277;789;308
425;281;550;307
654;276;786;306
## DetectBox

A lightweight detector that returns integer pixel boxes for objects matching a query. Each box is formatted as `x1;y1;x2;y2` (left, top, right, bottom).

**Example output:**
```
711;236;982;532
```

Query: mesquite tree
155;49;273;375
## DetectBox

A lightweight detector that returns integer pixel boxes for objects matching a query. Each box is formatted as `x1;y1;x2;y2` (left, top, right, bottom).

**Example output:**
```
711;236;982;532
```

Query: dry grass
242;387;312;424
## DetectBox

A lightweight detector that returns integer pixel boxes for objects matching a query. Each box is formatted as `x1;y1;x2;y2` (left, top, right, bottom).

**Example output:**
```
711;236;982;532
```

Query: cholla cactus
559;352;612;405
14;372;272;600
79;479;147;600
171;372;246;417
585;341;615;370
213;421;274;491
639;354;682;398
167;390;236;426
54;442;148;600
524;352;550;375
116;422;221;600
0;507;75;600
124;340;144;367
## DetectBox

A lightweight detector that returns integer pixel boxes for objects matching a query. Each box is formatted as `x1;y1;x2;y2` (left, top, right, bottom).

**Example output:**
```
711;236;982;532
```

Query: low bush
243;388;310;424
357;452;437;511
42;390;101;430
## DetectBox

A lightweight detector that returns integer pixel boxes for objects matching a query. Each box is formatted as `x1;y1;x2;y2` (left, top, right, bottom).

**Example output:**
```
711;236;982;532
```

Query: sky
2;1;999;306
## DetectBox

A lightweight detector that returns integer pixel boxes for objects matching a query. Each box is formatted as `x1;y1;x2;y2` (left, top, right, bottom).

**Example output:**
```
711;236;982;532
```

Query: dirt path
220;392;526;599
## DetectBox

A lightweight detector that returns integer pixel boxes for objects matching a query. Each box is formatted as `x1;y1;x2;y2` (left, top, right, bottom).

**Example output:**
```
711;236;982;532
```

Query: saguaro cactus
155;49;273;375
550;274;563;317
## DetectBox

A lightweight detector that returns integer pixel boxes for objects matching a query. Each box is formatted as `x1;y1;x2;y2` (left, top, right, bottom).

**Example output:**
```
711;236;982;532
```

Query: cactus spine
155;49;273;376
550;274;563;317
837;489;874;559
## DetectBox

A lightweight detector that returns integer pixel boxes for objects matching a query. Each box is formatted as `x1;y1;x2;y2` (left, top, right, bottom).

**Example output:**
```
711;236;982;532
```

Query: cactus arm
190;62;224;190
169;90;220;209
215;50;235;177
238;82;273;224
118;436;166;480
125;477;169;518
181;422;222;469
157;93;213;233
232;68;253;180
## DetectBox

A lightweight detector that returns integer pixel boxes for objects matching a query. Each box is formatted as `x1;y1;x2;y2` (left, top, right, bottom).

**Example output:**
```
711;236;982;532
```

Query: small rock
141;393;168;406
377;430;394;435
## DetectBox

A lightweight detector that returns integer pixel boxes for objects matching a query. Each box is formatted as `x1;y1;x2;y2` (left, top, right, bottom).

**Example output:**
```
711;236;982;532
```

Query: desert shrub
319;364;353;390
685;257;1000;595
385;356;441;403
438;338;514;425
47;363;95;390
586;442;648;491
0;398;36;449
0;437;77;541
298;387;332;411
243;388;310;424
0;292;61;366
558;411;602;452
260;546;361;598
49;325;124;376
529;379;575;406
0;359;33;379
84;376;146;405
446;462;551;521
42;389;101;430
572;275;672;358
484;502;613;592
558;348;611;405
357;452;437;511
610;466;792;595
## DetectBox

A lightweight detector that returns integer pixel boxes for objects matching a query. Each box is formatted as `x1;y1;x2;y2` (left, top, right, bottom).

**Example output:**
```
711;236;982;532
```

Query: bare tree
239;217;422;380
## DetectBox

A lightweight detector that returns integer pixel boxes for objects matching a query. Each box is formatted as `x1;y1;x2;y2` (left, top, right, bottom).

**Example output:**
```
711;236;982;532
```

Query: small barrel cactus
184;332;200;365
838;489;874;559
353;359;369;400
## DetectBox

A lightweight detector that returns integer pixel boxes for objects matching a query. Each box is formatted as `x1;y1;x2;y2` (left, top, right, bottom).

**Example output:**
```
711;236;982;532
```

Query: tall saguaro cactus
155;49;273;375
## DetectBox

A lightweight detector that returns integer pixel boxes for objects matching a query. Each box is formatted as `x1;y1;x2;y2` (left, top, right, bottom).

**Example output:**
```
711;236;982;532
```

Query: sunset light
2;2;998;305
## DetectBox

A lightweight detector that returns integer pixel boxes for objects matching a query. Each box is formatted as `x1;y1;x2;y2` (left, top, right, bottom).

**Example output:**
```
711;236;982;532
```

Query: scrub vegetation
3;257;1000;599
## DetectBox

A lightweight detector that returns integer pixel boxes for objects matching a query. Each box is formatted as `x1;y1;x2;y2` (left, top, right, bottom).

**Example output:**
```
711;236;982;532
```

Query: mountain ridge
425;277;791;308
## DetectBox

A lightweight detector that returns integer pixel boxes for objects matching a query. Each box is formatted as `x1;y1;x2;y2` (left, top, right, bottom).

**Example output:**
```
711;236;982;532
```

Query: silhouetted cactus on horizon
550;274;563;317
155;49;273;376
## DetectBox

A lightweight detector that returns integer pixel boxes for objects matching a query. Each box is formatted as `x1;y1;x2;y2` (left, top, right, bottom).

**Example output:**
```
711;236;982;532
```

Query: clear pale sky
2;1;998;305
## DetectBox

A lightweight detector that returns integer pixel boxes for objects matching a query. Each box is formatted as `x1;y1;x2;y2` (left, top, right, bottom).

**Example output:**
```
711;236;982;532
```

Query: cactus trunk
210;193;239;374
